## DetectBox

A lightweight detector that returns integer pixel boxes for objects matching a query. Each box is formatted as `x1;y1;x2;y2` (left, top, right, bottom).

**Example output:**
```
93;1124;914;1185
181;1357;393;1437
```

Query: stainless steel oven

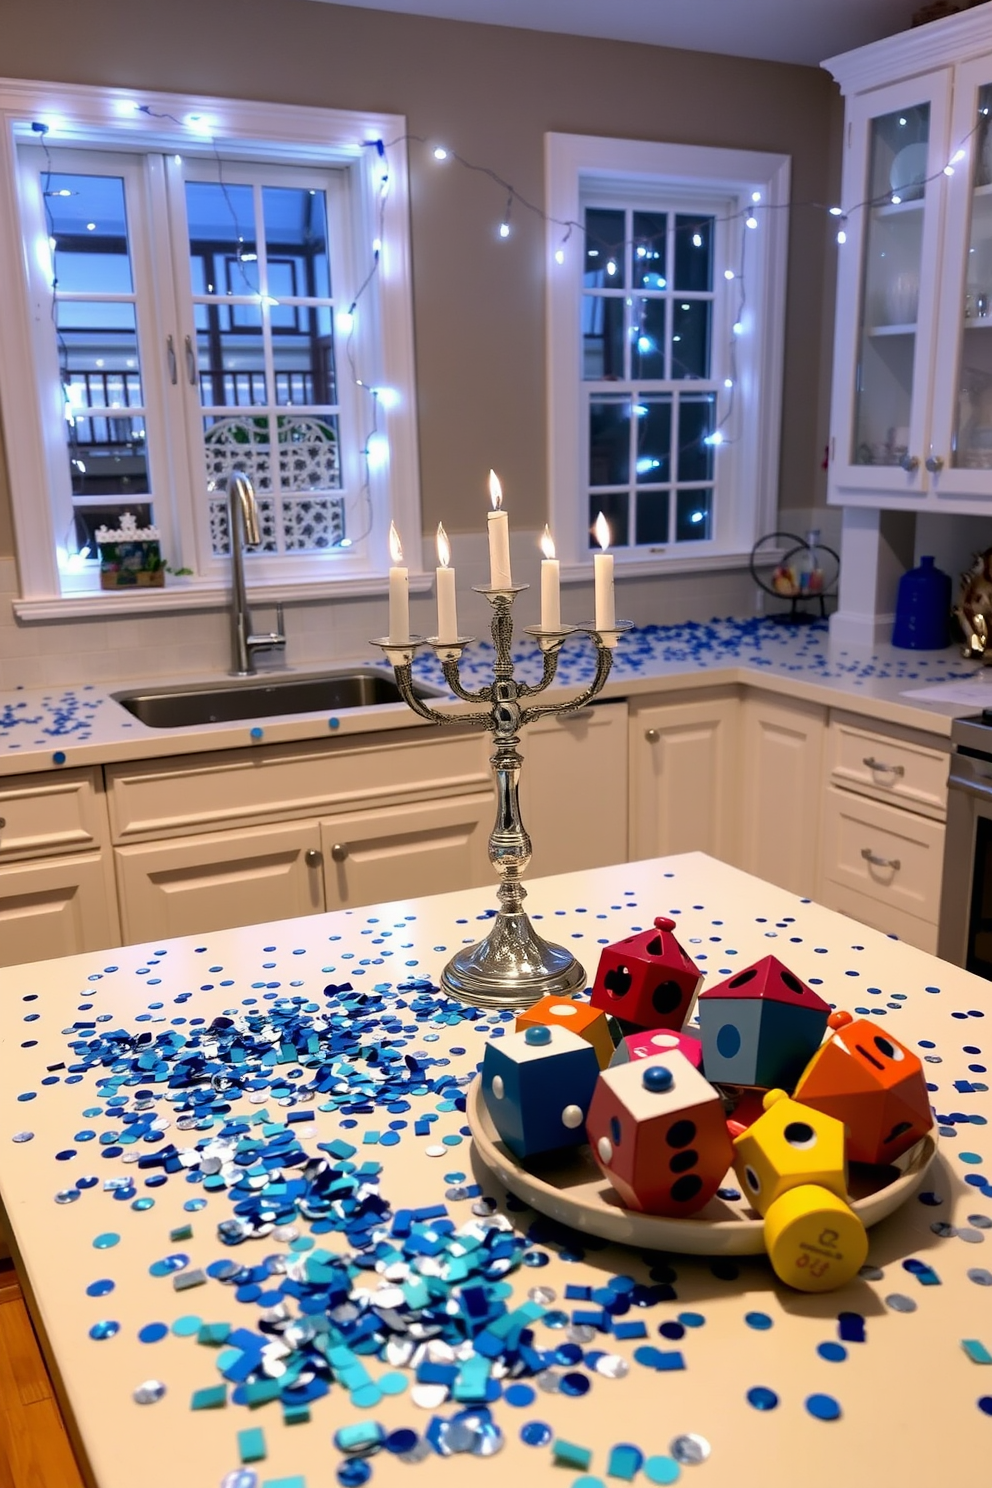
939;710;992;976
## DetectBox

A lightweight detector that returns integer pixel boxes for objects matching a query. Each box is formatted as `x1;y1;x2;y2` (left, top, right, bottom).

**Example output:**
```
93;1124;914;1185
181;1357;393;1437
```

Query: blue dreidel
481;1024;601;1159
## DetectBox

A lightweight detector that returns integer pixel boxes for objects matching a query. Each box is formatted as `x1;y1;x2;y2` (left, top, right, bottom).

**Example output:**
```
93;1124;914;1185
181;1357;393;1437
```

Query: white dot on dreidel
551;1005;577;1017
597;1137;613;1164
491;1076;505;1099
561;1105;583;1128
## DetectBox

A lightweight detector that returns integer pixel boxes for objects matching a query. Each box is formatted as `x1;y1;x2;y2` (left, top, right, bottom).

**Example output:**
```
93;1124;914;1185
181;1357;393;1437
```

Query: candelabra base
440;905;586;1010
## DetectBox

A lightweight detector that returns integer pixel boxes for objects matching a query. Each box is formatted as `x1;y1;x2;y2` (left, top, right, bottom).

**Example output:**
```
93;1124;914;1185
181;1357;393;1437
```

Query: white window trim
0;78;421;617
545;132;791;579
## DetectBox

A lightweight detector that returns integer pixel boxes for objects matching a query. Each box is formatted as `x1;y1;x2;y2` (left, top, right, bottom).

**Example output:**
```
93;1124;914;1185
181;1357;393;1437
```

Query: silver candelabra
373;586;629;1010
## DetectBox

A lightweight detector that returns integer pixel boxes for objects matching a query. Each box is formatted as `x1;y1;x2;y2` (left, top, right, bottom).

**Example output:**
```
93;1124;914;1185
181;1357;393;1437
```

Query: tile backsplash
0;533;765;689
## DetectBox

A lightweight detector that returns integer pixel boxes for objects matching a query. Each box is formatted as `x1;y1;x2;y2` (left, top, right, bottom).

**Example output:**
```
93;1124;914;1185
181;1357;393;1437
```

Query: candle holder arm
440;659;493;705
392;664;492;729
515;646;561;698
519;642;614;726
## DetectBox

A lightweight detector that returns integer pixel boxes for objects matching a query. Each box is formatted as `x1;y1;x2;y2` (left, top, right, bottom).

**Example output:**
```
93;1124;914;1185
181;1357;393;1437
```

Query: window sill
12;571;434;623
559;549;774;582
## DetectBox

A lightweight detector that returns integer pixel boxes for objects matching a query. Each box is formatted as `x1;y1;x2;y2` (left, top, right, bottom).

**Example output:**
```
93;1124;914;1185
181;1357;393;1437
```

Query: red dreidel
590;916;701;1032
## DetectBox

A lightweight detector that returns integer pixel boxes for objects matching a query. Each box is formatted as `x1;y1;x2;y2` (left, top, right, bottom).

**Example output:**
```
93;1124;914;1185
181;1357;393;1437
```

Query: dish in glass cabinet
466;1078;938;1256
890;142;929;201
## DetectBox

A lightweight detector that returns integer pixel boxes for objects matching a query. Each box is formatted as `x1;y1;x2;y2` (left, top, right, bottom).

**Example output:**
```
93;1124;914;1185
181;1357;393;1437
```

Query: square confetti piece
963;1340;992;1364
198;1322;230;1346
173;1267;207;1291
238;1427;267;1463
169;1224;193;1242
552;1440;592;1470
608;1444;642;1480
190;1384;227;1410
262;1479;306;1488
654;1350;686;1371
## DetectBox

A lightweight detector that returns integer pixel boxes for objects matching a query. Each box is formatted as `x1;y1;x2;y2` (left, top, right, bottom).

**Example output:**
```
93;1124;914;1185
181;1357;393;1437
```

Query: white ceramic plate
467;1078;938;1256
890;142;929;200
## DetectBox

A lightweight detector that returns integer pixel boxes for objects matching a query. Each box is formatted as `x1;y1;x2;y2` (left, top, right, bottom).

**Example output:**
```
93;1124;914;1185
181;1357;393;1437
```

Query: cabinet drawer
821;784;944;925
0;768;107;862
828;715;948;818
817;879;938;955
0;851;120;965
106;728;491;842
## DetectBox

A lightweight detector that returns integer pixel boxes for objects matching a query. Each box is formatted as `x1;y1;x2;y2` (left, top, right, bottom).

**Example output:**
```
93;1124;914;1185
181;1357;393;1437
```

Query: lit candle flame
388;520;404;565
489;469;503;511
540;524;556;561
594;511;611;551
436;521;451;568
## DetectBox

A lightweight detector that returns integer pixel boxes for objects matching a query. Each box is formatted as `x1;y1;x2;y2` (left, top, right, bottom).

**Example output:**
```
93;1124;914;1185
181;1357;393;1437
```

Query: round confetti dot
171;1316;202;1337
747;1386;779;1410
978;1397;992;1416
571;1478;604;1488
968;1269;992;1286
337;1461;372;1487
677;1311;706;1328
521;1421;553;1447
133;1379;166;1405
504;1383;536;1407
885;1294;917;1312
86;1279;115;1298
351;1383;383;1409
11;1132;34;1143
385;1430;419;1455
377;1371;407;1396
670;1435;710;1465
89;1320;120;1340
806;1393;841;1421
643;1457;681;1485
745;1311;773;1330
560;1372;590;1396
817;1342;847;1362
138;1322;168;1344
92;1232;120;1250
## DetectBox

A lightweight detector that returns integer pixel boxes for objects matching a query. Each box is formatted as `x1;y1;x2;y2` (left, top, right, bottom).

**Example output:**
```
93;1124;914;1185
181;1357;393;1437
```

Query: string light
498;195;512;238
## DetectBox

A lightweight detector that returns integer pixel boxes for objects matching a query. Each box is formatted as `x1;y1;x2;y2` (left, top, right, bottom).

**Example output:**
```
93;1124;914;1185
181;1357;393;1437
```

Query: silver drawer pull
863;756;905;777
645;728;660;742
304;849;323;868
0;817;5;829
330;843;349;863
861;847;901;871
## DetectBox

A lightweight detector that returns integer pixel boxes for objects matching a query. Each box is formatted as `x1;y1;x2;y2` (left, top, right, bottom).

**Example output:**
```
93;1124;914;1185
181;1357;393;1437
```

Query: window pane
583;295;624;379
584;208;625;289
631;299;666;379
58;301;148;497
635;491;669;544
263;186;331;299
46;173;133;294
590;397;630;486
633;212;666;290
675;215;713;291
273;306;335;405
676;488;712;541
678;395;716;482
195;302;266;406
73;502;153;553
671;300;711;380
635;395;671;482
589;492;628;548
186;181;258;295
203;413;273;494
278;414;341;492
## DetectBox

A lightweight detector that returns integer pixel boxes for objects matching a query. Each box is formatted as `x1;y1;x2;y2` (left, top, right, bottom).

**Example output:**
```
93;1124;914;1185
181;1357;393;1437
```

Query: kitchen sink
112;670;444;729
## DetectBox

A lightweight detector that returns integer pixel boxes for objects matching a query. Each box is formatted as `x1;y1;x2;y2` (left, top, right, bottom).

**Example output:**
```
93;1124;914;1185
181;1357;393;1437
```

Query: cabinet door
320;793;493;910
740;693;825;896
829;71;951;505
629;693;739;864
518;703;628;879
0;852;120;967
115;821;324;942
929;52;992;505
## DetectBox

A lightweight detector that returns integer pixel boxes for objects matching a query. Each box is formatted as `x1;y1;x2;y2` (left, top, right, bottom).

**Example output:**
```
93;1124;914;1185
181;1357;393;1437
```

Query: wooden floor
0;1263;85;1488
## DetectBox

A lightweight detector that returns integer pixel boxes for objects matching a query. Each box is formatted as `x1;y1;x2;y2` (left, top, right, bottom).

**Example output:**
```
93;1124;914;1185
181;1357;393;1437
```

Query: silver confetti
968;1214;992;1229
133;1379;166;1404
595;1354;630;1379
398;1439;433;1465
11;1132;34;1143
957;1227;985;1245
931;1221;956;1238
858;1264;884;1281
536;1370;561;1393
471;1423;504;1457
885;1293;917;1312
221;1472;259;1488
670;1434;711;1465
968;1268;992;1285
568;1324;596;1344
527;1286;557;1306
410;1384;449;1410
444;1423;478;1454
54;1189;80;1204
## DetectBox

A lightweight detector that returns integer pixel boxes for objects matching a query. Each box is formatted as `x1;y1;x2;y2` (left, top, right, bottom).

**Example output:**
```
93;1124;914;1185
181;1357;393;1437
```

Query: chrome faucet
226;470;286;676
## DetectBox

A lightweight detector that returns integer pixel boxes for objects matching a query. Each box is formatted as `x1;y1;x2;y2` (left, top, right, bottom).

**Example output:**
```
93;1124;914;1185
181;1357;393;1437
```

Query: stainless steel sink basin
112;670;444;729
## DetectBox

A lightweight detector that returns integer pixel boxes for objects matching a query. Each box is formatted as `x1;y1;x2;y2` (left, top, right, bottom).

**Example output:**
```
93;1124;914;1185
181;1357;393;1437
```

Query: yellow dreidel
733;1088;868;1293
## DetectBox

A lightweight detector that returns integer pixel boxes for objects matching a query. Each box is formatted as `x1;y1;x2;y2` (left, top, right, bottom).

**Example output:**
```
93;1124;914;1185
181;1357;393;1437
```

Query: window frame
0;80;421;617
545;132;791;579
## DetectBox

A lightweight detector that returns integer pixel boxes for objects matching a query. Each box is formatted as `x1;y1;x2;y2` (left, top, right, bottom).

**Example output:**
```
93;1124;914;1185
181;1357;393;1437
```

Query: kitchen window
0;82;420;614
546;133;791;577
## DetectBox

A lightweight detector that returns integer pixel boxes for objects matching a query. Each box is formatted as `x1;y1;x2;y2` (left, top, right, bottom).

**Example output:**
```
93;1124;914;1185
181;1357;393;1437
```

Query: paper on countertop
900;677;992;705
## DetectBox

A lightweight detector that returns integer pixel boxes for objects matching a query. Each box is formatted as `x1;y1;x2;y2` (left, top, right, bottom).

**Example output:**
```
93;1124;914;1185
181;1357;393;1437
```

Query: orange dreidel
794;1013;933;1165
733;1089;868;1292
516;996;615;1069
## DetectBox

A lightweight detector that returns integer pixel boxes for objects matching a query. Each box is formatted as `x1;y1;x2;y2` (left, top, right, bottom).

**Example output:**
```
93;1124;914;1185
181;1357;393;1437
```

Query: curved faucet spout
225;469;284;675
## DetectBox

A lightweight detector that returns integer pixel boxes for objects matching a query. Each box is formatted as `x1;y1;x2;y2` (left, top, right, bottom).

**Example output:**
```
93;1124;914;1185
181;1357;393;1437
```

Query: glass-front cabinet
827;15;992;515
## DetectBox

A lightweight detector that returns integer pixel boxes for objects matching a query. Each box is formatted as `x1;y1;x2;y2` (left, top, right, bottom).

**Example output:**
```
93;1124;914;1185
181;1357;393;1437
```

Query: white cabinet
826;13;992;512
740;694;826;896
321;794;493;910
628;691;740;864
517;703;629;879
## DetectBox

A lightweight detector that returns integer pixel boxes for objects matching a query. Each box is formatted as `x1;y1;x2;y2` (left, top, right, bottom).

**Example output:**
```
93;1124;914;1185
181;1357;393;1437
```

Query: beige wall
0;0;838;556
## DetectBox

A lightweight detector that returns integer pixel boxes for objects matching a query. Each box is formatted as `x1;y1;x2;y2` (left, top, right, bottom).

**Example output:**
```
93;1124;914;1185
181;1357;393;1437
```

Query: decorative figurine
609;1027;704;1071
696;956;830;1091
480;1024;601;1160
955;546;992;663
585;1050;733;1216
516;996;615;1069
733;1089;868;1292
590;917;701;1032
793;1012;933;1165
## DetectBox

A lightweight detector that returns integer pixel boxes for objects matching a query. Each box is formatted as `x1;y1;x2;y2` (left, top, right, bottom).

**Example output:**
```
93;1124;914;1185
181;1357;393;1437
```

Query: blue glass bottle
892;555;951;649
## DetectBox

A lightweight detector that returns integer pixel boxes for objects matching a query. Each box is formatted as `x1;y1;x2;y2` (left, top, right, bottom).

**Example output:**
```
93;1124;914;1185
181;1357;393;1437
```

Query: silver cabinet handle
330;843;348;863
304;849;323;868
863;756;905;776
900;454;919;472
166;335;177;385
861;847;901;871
184;334;197;386
0;817;6;829
925;454;944;473
645;728;660;742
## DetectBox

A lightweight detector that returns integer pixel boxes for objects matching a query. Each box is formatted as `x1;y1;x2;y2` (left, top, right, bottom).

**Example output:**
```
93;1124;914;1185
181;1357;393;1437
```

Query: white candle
435;522;458;642
593;511;615;630
540;524;561;630
388;520;410;642
487;469;512;589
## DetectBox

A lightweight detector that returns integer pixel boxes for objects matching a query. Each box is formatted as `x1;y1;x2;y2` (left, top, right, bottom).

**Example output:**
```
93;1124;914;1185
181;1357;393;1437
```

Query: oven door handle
948;763;992;801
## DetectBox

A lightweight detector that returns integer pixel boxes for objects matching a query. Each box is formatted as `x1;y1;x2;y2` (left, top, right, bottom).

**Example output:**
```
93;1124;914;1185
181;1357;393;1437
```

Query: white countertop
0;618;984;778
0;852;987;1488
